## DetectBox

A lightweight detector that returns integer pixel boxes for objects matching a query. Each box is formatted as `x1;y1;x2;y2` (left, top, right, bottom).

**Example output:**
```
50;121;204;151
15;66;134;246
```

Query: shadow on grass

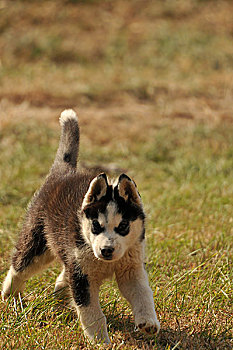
157;327;232;350
5;291;231;350
106;311;232;350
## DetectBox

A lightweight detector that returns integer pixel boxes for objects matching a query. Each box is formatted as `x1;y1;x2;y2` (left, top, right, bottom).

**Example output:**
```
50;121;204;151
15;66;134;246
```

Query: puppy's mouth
102;256;113;261
96;254;115;262
100;247;114;261
94;247;118;262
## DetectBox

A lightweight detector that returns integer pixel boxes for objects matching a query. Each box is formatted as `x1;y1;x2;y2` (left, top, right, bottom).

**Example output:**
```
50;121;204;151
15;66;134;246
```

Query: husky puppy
2;109;160;344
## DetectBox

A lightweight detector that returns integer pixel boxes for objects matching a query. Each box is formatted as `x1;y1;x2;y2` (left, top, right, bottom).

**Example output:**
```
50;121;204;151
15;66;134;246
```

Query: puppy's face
80;174;145;262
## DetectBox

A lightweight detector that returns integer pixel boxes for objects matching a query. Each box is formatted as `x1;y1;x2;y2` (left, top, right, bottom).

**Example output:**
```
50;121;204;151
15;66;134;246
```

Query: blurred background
1;0;232;130
0;1;232;349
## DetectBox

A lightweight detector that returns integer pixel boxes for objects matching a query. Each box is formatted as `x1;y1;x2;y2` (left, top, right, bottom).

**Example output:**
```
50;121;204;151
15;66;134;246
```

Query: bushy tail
51;109;80;174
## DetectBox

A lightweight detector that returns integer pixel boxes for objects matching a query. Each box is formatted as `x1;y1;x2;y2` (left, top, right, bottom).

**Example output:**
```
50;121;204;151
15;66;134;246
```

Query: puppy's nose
101;247;115;259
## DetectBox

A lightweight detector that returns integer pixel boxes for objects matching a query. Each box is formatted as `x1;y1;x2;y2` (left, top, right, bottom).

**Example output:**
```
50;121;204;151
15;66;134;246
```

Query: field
0;0;233;349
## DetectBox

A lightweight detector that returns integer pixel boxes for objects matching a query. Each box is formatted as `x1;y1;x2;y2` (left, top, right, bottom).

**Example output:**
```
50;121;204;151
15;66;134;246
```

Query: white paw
135;316;160;335
1;290;9;301
84;330;111;345
54;281;68;293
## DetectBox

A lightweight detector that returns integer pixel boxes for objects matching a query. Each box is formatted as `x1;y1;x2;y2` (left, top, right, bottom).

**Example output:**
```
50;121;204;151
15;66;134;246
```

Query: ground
0;0;232;349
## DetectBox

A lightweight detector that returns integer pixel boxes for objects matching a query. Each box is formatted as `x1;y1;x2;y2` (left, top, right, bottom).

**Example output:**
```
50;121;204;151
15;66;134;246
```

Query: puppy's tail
51;109;80;174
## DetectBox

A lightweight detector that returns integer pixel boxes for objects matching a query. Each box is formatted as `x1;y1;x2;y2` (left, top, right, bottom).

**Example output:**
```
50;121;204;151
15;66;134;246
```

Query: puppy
2;109;160;344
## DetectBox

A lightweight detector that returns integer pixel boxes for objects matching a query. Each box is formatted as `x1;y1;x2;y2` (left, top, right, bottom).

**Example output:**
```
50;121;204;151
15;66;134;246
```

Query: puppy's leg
2;223;54;299
2;250;54;299
54;266;68;293
116;265;160;335
68;262;110;344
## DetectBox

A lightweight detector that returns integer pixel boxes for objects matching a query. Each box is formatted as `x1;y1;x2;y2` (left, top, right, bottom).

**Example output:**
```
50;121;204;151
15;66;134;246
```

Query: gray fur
2;109;160;344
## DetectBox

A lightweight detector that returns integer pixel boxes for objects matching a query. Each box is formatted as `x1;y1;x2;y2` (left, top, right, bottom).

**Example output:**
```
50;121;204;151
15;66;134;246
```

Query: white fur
2;250;54;300
2;145;160;344
76;286;110;344
81;201;144;262
77;175;161;341
59;109;78;125
81;176;108;210
116;264;160;334
54;266;67;293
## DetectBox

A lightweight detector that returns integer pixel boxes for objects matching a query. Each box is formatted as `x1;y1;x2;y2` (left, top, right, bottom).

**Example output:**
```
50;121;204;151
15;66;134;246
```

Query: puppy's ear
82;173;108;209
116;174;142;206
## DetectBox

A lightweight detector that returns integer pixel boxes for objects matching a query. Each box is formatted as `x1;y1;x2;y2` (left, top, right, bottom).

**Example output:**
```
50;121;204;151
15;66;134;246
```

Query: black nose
101;247;115;259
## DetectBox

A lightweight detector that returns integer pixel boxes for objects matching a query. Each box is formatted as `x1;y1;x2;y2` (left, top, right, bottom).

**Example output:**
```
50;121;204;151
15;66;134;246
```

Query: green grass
1;119;232;349
0;0;233;349
1;0;233;101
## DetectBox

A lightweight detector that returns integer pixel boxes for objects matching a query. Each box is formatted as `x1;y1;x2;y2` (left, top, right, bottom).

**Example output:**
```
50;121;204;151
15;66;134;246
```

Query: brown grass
0;1;233;349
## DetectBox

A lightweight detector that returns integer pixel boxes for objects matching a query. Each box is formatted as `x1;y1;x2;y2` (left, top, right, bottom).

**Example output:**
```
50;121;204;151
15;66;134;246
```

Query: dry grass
0;0;233;349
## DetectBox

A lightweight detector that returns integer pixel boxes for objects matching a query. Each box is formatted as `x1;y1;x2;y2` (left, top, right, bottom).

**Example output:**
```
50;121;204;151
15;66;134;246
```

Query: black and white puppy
2;109;160;344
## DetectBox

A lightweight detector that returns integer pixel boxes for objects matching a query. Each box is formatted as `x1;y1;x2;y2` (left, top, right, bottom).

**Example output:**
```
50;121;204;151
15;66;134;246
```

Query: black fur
2;111;153;343
118;173;132;183
83;185;113;219
114;186;145;222
97;173;108;184
114;220;130;236
63;152;71;163
52;113;80;171
82;184;145;240
12;222;47;272
83;185;145;224
92;220;105;235
75;225;87;247
69;262;90;307
140;227;145;241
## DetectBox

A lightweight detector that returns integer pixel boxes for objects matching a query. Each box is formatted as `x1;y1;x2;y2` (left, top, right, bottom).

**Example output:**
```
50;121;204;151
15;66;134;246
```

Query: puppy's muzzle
101;247;115;260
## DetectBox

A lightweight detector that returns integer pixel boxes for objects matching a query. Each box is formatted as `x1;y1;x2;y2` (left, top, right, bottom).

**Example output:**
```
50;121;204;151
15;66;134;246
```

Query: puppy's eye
118;220;129;231
92;220;103;235
115;220;129;236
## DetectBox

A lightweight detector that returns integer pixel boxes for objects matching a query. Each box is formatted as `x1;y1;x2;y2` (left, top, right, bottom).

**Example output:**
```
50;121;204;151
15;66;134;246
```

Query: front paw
84;329;110;345
1;290;9;301
135;316;160;335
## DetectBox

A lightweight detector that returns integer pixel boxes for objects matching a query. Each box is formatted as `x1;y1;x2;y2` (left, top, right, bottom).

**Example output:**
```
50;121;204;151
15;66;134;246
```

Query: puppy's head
80;173;145;262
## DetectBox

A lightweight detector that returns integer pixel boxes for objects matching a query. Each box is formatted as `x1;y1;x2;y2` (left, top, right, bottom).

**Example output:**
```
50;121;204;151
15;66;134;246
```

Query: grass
0;0;233;349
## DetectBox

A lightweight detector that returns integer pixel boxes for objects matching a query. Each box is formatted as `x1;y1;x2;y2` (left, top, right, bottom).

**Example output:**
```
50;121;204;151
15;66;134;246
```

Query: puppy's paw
1;290;9;301
84;330;111;345
135;317;160;335
1;290;22;302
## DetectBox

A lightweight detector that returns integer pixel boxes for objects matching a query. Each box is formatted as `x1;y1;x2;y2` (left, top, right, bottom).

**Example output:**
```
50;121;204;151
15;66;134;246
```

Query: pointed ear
82;173;108;209
116;174;142;206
